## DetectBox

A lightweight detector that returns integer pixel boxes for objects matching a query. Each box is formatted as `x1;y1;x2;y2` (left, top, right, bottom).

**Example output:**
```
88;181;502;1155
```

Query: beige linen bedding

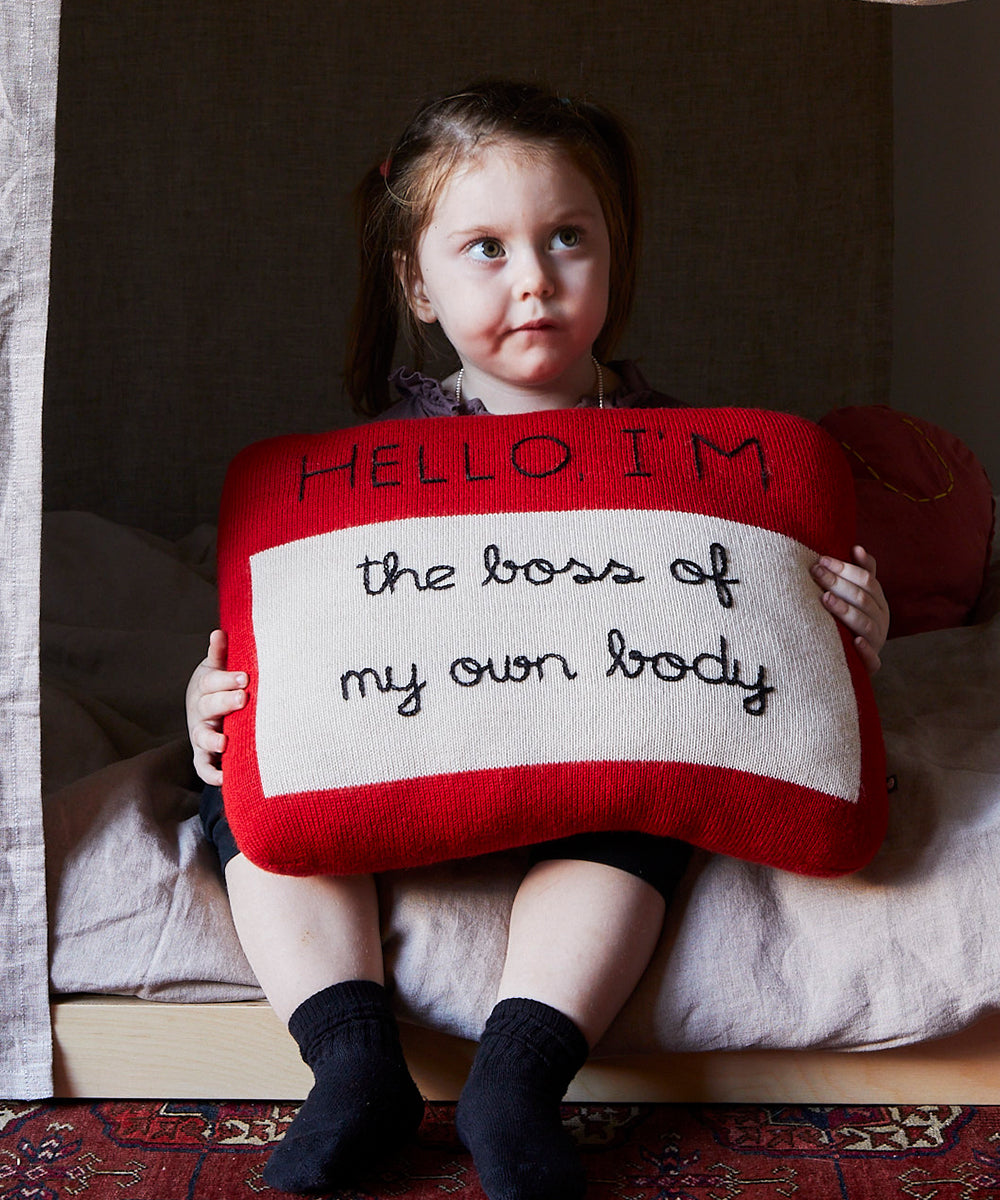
41;511;1000;1055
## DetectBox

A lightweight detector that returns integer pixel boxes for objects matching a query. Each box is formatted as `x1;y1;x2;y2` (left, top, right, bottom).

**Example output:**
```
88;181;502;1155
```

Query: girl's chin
487;353;595;390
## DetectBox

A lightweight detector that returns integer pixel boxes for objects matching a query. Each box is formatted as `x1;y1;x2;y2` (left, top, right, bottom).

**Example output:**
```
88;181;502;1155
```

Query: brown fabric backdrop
43;0;892;537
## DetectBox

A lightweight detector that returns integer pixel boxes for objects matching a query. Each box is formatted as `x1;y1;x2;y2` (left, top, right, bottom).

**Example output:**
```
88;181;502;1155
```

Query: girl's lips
510;319;558;333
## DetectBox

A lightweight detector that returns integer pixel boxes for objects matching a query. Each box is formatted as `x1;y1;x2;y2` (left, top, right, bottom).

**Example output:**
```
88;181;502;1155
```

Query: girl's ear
395;252;437;325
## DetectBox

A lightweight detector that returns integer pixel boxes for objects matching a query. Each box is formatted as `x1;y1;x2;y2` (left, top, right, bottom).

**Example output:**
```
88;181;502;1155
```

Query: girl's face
407;143;611;410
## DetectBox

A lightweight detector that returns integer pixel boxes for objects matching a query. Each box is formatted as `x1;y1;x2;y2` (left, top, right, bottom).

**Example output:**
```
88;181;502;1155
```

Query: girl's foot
264;980;424;1193
456;997;589;1200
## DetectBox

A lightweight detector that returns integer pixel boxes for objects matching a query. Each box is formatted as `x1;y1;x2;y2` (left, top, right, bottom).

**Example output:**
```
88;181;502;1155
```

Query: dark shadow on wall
43;0;892;537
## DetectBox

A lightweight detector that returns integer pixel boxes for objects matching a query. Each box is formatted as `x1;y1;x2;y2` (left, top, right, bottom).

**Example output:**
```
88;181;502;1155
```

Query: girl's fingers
812;550;888;617
205;629;228;671
197;687;247;723
812;557;884;611
849;633;882;676
193;724;227;755
192;723;228;785
198;668;248;699
193;750;224;787
852;545;878;572
188;632;240;785
811;545;890;676
820;587;879;643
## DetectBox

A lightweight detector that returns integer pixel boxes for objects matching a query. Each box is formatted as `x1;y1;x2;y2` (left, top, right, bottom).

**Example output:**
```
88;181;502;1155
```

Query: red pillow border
217;406;888;879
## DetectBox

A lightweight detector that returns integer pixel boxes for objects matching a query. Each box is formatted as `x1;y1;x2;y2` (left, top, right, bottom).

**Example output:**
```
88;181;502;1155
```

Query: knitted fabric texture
217;407;886;878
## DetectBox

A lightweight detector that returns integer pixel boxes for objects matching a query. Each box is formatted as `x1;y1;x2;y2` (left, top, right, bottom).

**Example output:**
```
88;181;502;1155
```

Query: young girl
188;80;889;1199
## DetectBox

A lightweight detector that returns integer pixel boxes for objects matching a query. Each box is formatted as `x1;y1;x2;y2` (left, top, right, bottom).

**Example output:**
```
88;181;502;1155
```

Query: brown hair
345;79;642;415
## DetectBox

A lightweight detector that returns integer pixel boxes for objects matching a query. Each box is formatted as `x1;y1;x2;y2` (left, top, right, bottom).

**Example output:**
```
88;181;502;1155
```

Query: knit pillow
217;407;886;878
818;406;996;638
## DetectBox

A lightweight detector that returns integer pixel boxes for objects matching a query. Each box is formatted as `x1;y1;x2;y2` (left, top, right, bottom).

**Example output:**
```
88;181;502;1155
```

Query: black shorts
199;785;693;903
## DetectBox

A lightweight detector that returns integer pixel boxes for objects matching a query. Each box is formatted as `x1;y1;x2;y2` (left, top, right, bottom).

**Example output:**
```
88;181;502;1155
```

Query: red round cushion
818;406;995;638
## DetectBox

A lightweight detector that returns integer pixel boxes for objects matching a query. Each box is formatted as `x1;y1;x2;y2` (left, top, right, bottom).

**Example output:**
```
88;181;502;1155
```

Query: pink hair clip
379;157;392;179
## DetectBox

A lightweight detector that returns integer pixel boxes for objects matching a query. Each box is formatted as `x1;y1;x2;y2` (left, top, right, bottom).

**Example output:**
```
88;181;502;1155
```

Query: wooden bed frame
51;996;1000;1104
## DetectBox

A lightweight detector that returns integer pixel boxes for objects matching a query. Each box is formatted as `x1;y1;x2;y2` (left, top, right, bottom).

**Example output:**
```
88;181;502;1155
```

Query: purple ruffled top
378;361;682;421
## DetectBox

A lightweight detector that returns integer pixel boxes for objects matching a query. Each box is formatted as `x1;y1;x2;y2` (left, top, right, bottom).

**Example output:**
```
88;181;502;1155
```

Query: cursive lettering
340;662;427;717
669;543;739;608
450;651;578;688
357;551;456;595
481;544;644;588
605;628;774;715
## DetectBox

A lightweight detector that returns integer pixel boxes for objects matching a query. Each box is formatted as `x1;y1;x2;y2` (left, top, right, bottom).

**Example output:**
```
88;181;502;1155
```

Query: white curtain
0;0;60;1098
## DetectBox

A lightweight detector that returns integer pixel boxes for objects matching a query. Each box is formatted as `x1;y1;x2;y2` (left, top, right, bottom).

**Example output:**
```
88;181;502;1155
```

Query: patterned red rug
3;1101;1000;1199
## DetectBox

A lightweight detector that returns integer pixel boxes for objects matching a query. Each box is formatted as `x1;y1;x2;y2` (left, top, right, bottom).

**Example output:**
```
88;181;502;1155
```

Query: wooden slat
52;998;311;1099
50;996;1000;1103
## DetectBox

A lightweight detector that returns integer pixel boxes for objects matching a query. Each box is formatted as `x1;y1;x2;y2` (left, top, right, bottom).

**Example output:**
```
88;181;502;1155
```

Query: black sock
263;979;425;1194
455;997;590;1200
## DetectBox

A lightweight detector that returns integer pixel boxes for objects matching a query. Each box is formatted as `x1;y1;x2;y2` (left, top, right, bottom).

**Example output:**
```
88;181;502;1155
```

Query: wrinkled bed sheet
41;511;1000;1055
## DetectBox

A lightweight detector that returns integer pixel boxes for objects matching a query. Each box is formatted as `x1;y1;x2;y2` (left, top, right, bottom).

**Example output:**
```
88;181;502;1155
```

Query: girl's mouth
511;319;557;333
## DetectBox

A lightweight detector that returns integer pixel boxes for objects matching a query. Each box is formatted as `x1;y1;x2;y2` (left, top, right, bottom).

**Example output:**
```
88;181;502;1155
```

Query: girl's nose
515;251;555;299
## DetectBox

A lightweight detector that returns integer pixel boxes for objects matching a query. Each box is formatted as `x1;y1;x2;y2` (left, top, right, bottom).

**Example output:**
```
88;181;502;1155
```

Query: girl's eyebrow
447;225;496;239
447;208;600;240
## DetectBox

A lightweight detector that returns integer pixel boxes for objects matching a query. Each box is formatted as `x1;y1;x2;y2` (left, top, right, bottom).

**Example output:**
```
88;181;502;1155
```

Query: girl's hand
186;629;248;786
811;546;890;675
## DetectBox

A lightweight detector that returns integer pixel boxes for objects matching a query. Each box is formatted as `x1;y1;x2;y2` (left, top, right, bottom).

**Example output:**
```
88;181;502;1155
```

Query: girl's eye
550;227;581;250
469;238;504;261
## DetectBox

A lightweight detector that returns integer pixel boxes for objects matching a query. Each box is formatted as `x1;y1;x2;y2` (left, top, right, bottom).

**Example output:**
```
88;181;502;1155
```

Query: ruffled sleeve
379;367;461;420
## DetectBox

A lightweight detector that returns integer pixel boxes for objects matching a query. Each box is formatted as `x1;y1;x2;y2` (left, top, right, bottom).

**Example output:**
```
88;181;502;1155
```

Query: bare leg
458;859;666;1200
223;854;422;1192
224;852;383;1023
498;858;666;1046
